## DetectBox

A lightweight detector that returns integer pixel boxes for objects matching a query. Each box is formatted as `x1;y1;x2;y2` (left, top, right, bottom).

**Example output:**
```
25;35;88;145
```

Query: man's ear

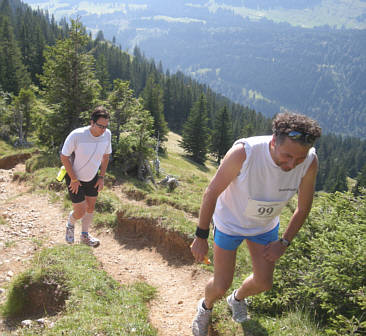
271;134;276;147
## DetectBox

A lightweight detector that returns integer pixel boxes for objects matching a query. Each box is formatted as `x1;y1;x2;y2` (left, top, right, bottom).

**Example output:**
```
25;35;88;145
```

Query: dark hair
91;106;110;122
272;112;322;146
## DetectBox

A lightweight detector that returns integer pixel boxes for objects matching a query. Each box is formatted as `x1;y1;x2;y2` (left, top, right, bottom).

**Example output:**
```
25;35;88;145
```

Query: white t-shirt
213;136;316;236
61;126;112;182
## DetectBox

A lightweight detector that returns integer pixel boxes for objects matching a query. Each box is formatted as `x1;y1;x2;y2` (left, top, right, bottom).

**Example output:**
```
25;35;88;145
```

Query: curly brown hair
272;112;321;146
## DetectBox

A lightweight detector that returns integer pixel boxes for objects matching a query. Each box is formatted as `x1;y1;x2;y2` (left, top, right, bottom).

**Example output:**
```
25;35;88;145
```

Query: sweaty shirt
213;136;316;236
61;126;112;182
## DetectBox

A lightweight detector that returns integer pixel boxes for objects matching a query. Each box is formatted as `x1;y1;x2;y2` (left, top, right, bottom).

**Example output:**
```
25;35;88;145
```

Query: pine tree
142;74;168;143
107;79;134;144
96;53;110;100
0;6;30;94
39;19;100;148
16;7;46;86
11;87;35;145
113;98;155;178
210;105;233;164
0;89;11;140
353;163;366;196
180;94;210;164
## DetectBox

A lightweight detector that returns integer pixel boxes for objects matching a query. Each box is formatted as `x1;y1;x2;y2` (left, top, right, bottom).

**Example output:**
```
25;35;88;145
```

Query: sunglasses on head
285;130;315;145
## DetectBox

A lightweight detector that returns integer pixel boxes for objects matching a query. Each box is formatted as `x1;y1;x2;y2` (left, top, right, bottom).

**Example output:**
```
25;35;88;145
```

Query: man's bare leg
235;240;275;300
204;242;237;308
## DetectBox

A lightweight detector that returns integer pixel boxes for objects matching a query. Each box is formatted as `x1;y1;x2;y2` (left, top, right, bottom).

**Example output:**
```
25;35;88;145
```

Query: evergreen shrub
251;192;366;335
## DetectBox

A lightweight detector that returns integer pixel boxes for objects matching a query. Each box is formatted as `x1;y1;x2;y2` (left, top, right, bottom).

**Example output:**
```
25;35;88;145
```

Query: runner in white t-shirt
60;106;112;248
191;113;322;336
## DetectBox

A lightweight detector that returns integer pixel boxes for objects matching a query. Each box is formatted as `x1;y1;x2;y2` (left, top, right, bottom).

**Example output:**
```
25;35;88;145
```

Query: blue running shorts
214;224;279;250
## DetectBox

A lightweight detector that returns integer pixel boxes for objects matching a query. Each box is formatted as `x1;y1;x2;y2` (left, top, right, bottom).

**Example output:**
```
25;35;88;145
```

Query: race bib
244;199;288;221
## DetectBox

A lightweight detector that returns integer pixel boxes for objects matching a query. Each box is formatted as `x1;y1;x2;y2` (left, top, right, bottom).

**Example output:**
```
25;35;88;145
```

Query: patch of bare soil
0;164;213;335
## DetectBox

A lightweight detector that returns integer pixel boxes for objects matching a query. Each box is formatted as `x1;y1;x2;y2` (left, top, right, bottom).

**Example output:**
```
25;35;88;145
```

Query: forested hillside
0;0;366;193
137;16;366;138
22;0;366;138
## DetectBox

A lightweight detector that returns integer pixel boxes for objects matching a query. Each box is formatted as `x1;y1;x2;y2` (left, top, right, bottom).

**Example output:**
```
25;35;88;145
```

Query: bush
94;190;120;213
251;192;366;335
25;151;59;173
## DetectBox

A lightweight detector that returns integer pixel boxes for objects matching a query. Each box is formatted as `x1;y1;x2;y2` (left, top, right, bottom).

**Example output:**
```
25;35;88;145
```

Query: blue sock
81;232;88;236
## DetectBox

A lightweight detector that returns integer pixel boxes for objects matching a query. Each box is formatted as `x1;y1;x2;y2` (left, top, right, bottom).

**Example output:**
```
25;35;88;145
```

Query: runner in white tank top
213;135;316;237
191;113;322;336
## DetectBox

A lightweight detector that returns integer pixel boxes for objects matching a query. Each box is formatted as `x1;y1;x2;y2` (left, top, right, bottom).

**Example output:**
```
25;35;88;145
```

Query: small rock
21;319;33;327
36;318;46;326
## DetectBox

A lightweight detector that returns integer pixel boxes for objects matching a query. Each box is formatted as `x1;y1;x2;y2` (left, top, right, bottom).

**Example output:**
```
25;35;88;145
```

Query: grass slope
1;245;157;335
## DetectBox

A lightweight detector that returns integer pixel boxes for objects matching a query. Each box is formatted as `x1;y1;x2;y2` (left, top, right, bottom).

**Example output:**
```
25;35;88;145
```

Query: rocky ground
0;165;214;335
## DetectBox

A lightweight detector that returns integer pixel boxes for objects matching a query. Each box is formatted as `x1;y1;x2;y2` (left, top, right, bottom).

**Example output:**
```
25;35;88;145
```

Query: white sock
68;211;77;227
81;212;94;232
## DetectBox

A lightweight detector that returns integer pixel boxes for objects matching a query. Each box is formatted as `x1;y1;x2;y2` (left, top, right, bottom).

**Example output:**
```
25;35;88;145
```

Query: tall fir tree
113;98;155;177
142;74;168;143
17;7;46;85
0;1;30;94
180;94;210;164
0;89;11;140
11;87;35;145
96;53;110;100
353;163;366;196
210;105;233;164
38;19;100;148
108;79;134;144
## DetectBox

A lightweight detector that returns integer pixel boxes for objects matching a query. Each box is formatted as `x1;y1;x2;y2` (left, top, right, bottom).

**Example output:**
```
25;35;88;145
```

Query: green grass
0;140;14;157
1;244;157;336
117;200;197;236
119;150;217;217
0;214;6;225
4;240;16;249
0;139;35;159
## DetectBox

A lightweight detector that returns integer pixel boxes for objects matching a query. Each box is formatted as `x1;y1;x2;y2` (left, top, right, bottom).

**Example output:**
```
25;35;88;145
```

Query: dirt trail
0;165;212;335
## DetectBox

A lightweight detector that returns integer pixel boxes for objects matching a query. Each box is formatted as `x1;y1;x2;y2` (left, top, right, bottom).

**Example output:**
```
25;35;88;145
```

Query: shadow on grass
180;154;212;173
241;319;269;336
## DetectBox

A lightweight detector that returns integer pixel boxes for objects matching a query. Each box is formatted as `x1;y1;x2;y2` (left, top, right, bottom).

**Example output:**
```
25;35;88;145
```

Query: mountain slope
22;0;366;137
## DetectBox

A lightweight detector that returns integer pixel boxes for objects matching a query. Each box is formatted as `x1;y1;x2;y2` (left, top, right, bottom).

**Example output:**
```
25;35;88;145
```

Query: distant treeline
135;9;366;138
0;0;365;193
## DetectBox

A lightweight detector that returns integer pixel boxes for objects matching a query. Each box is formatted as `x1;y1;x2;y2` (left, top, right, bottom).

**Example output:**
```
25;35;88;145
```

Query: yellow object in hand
203;256;211;265
190;244;211;265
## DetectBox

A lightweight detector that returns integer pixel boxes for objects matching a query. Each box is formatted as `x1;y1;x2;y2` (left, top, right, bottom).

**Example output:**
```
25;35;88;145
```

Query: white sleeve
61;131;76;156
105;130;112;154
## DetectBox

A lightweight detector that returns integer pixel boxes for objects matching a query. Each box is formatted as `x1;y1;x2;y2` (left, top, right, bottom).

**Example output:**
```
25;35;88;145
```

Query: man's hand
69;180;81;194
263;240;287;262
94;177;105;192
191;237;209;264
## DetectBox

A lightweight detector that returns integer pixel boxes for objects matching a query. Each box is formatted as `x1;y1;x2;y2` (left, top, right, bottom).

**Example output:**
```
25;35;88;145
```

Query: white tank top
213;136;316;236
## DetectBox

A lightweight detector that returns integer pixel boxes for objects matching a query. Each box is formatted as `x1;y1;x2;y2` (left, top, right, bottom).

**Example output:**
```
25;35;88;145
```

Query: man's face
91;117;109;136
271;136;310;172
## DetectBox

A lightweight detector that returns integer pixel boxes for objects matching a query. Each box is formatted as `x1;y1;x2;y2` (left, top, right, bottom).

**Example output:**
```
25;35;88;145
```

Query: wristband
279;238;291;247
98;175;104;179
71;179;78;183
195;227;209;239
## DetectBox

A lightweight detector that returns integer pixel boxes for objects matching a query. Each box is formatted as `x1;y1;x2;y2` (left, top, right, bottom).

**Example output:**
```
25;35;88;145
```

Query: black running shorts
65;173;99;203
